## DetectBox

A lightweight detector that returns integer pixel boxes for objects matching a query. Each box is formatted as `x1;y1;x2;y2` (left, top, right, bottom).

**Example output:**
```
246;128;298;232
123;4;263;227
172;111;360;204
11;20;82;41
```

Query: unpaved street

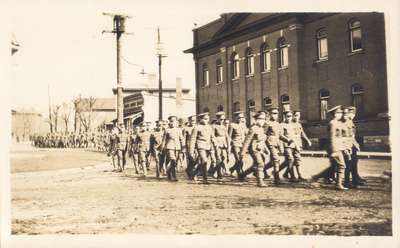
11;145;392;235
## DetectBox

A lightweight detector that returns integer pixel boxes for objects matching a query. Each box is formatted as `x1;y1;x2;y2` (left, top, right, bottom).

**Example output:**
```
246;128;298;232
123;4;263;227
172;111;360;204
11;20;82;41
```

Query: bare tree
79;97;96;132
52;104;61;132
72;95;83;132
60;102;72;134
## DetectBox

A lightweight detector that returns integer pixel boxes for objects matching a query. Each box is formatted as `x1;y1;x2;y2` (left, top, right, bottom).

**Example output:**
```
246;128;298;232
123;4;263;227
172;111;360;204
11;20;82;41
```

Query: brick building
184;13;390;151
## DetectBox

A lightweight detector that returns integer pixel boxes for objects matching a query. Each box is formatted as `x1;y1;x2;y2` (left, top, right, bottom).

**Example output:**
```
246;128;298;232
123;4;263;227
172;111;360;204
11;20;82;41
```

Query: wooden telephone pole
102;13;133;125
156;27;167;121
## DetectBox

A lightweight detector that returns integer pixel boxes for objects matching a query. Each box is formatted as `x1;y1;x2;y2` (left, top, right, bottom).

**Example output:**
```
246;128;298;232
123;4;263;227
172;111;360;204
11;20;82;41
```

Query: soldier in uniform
347;106;365;184
108;127;119;171
150;120;164;179
281;110;312;180
189;112;215;184
135;122;151;176
160;116;185;181
239;111;269;187
265;108;292;184
280;111;299;182
228;111;248;176
183;115;197;179
210;111;230;180
116;123;129;172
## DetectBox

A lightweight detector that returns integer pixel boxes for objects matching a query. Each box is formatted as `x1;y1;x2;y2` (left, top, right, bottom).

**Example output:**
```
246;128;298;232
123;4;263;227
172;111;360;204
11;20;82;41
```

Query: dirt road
11;146;392;235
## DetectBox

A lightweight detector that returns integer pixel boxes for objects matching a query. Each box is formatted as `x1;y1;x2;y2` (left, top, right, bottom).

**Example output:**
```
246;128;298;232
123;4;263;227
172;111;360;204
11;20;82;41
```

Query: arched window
281;94;290;112
261;43;271;72
217;105;224;112
202;63;209;87
231;53;240;79
245;48;255;76
319;89;330;120
316;29;328;60
216;59;223;84
233;101;241;112
352;84;364;118
263;97;272;110
277;38;289;68
349;19;362;52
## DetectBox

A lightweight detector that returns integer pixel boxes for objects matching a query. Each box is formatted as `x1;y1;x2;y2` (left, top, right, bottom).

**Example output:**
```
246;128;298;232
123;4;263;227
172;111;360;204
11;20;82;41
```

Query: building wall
190;13;389;150
11;113;49;141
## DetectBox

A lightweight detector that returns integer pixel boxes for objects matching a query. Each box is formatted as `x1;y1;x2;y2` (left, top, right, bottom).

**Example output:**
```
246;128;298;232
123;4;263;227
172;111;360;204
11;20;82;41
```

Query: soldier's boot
295;166;305;181
273;162;281;184
155;158;160;179
256;167;267;187
201;163;209;184
336;167;348;190
208;164;216;177
288;167;297;183
263;165;271;179
171;161;178;182
216;162;223;180
142;162;147;177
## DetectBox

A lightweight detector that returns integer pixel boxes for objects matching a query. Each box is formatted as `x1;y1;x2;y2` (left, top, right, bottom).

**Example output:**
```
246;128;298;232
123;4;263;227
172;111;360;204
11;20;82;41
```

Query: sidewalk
301;150;391;160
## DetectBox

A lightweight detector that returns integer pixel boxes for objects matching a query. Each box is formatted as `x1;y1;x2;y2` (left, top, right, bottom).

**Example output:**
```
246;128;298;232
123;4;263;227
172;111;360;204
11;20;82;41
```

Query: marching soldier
210;111;230;180
281;110;312;180
265;108;292;184
228;111;248;176
117;123;129;172
239;111;269;187
150;120;164;179
129;127;139;174
183;115;197;179
160;116;185;181
347;106;365;185
281;111;298;182
135;123;151;176
189;112;215;184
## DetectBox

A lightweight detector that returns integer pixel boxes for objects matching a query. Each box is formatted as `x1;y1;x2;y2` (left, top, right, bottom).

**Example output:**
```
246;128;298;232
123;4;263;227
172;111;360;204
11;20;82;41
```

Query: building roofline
112;88;191;95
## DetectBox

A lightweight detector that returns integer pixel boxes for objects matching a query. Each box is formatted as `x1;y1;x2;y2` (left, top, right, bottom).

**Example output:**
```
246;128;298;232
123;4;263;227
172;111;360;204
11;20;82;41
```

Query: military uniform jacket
189;123;215;154
281;122;297;149
213;123;230;149
265;121;291;147
117;132;129;150
161;127;184;150
150;130;164;151
183;125;195;147
135;131;151;151
229;122;247;147
292;122;307;149
327;119;345;154
241;124;268;156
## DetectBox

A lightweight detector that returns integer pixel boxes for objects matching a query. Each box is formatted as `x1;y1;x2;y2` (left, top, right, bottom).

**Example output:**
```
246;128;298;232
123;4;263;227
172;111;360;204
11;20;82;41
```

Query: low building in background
11;109;48;142
74;98;116;132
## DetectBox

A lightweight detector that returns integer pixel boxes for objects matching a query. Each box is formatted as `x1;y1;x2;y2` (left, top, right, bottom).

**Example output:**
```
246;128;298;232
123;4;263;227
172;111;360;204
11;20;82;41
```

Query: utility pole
156;26;167;121
102;13;133;125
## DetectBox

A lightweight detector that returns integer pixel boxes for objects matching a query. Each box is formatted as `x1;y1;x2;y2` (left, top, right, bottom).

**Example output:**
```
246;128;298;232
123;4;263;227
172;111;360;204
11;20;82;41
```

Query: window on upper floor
349;19;362;52
261;43;271;72
278;38;289;68
231;53;240;79
217;105;224;112
202;63;209;87
245;48;255;76
216;59;223;84
247;99;256;124
319;89;330;120
316;29;328;60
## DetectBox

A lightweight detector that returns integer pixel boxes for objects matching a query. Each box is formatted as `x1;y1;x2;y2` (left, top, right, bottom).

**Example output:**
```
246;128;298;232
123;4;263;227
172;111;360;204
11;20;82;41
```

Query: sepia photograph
2;0;399;247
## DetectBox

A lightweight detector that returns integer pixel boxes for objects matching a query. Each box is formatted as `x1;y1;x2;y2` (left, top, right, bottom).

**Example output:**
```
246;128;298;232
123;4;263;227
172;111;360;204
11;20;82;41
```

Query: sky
10;0;225;115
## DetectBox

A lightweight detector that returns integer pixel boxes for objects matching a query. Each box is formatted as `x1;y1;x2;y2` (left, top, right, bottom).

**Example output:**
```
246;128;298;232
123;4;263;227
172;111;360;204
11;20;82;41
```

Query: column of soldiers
31;130;111;152
108;105;364;191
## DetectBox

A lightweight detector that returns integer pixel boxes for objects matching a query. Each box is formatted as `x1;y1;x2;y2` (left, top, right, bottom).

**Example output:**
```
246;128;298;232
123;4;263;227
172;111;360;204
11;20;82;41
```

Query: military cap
168;115;178;121
269;107;279;114
293;109;302;114
347;106;357;112
188;115;196;121
197;112;210;119
283;110;293;115
327;105;343;113
215;111;226;117
254;111;266;120
233;111;245;118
